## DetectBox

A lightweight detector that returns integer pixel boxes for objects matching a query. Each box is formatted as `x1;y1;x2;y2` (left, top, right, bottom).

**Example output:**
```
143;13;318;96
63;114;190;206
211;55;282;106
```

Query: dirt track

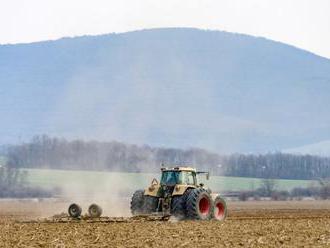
2;200;330;247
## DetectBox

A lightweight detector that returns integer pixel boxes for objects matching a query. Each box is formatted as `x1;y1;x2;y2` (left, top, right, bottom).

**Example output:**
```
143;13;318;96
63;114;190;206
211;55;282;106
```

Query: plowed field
2;200;330;247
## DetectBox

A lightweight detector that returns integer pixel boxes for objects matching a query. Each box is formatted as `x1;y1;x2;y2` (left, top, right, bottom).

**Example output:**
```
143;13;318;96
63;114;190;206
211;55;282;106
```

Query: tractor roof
161;166;196;172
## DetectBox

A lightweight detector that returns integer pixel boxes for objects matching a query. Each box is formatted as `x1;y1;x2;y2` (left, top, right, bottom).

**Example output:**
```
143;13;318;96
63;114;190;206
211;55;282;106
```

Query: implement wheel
68;203;82;218
88;204;103;218
212;196;227;221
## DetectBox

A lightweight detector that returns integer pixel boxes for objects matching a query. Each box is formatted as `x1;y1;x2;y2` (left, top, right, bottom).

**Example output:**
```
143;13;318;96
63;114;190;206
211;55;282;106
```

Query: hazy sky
1;0;329;58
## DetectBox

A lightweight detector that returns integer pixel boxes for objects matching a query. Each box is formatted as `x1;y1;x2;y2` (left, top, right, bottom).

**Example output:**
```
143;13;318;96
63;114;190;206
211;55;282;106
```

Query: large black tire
68;203;82;218
212;196;227;221
171;196;185;218
186;188;212;220
142;196;158;214
130;190;144;215
88;204;103;218
171;189;191;219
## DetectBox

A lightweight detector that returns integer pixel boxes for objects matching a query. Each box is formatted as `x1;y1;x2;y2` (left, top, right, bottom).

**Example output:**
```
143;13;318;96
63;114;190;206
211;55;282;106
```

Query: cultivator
44;202;170;223
38;206;170;224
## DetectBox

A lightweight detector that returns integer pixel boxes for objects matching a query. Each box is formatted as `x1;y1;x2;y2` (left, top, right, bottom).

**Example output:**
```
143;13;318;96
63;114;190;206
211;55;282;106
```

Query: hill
1;28;330;153
285;140;330;156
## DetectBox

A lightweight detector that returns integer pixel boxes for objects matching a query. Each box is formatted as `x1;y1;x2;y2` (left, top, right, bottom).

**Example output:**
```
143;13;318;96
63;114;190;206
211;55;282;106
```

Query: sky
0;0;329;59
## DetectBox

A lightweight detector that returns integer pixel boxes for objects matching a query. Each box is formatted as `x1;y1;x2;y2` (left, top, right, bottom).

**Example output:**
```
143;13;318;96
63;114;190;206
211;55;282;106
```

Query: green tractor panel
130;166;227;221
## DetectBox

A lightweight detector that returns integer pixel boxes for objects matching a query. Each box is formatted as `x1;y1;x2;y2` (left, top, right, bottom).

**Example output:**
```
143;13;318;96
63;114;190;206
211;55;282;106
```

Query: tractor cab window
160;171;181;185
182;171;196;185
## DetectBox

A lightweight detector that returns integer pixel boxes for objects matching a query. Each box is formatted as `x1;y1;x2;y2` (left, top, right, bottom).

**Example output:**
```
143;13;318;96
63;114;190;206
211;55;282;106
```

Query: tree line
3;135;330;180
220;153;330;180
237;178;330;201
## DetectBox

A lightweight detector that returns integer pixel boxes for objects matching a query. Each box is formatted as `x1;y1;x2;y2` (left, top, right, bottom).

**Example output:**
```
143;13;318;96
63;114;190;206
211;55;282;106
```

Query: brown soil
1;200;330;247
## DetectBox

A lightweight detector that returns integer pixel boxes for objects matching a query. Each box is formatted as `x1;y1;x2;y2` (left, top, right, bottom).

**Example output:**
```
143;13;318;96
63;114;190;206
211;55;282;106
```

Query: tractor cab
145;167;210;197
159;167;210;188
160;167;197;186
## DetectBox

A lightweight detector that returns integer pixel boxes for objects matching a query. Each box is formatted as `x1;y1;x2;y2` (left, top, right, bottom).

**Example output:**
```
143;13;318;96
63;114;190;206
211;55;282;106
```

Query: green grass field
0;156;6;166
24;168;314;194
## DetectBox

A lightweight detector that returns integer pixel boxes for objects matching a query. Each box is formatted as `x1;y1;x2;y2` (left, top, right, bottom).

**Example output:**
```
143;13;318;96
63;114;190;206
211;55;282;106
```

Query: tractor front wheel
212;196;227;221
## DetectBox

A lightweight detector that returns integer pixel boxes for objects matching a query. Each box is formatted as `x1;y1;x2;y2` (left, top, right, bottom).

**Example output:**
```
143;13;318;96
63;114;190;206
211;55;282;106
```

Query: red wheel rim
199;197;210;215
215;202;225;220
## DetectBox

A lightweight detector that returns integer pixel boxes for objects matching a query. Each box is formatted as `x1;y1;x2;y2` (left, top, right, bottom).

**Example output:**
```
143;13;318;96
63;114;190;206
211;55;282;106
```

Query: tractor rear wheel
130;190;144;215
142;196;158;214
171;189;191;219
88;204;103;218
186;188;212;220
68;203;82;218
212;196;227;221
171;196;185;218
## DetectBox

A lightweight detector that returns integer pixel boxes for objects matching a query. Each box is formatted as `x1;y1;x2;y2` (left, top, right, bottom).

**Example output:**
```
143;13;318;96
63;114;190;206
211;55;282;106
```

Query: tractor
130;166;227;221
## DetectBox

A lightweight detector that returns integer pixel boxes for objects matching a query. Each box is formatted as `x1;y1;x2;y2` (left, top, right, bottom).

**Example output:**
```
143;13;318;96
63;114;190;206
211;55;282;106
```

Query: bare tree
259;179;278;197
318;178;330;199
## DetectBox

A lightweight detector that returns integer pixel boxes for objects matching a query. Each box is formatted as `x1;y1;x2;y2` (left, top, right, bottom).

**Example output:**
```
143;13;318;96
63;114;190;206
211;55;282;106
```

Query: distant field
0;156;6;165
24;168;314;195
